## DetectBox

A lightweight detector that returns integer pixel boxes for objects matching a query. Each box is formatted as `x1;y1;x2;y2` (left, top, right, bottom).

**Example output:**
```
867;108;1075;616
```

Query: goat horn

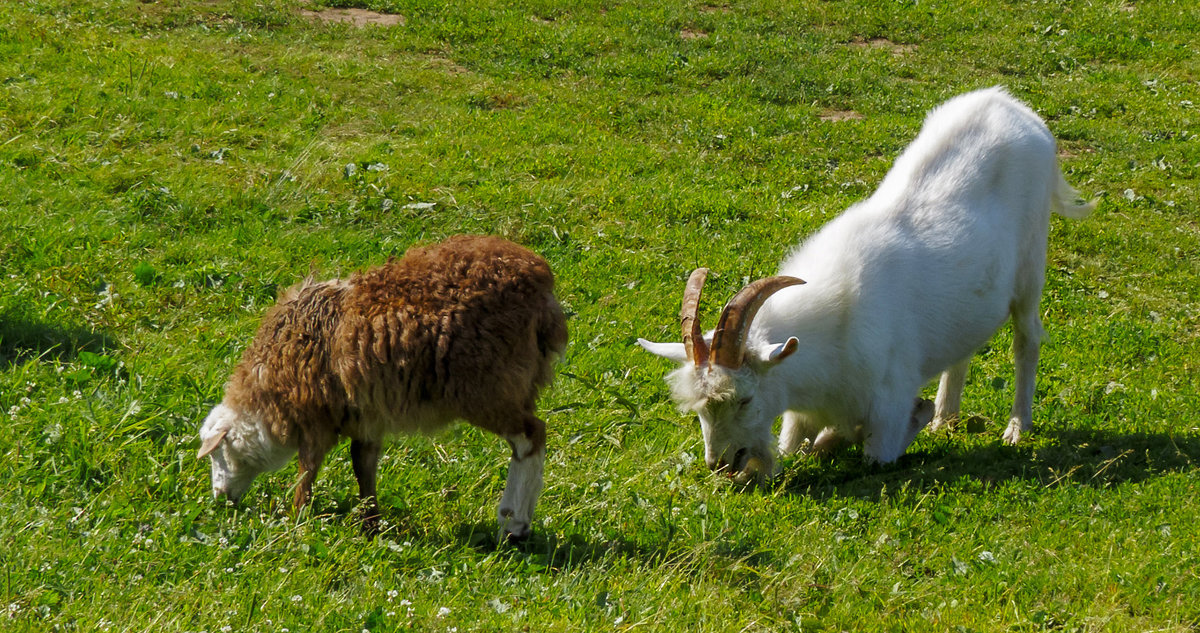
680;268;710;366
710;275;806;369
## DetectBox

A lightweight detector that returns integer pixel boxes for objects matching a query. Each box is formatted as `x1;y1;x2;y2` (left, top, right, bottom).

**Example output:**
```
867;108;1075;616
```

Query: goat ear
763;337;799;366
197;428;229;459
637;338;689;363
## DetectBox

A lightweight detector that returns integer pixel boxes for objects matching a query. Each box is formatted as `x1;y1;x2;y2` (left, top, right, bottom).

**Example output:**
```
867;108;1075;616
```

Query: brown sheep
197;235;567;540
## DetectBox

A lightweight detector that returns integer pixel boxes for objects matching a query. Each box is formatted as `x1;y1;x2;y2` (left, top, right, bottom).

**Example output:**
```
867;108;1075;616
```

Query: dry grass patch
819;109;864;122
848;36;916;55
300;8;405;27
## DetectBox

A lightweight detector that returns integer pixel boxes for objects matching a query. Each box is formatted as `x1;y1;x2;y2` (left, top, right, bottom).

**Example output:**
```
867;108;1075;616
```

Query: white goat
639;87;1094;482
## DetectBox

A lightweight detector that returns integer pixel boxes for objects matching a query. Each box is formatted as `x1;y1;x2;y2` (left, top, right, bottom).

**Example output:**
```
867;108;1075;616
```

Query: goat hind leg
1003;306;1042;445
929;359;970;431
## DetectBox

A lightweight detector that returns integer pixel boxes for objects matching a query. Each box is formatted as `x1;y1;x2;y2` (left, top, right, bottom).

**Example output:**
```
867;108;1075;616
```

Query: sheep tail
535;293;569;387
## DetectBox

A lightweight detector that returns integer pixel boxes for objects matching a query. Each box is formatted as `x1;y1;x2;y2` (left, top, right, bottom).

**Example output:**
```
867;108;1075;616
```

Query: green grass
2;0;1199;630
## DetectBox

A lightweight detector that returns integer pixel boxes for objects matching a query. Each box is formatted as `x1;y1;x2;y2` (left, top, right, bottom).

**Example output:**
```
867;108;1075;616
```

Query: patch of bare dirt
300;8;405;27
1057;143;1095;160
422;55;470;75
819;109;864;122
680;28;709;40
848;37;915;55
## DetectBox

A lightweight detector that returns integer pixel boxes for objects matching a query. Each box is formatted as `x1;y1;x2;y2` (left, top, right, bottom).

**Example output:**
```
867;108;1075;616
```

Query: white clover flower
437;607;451;618
291;595;302;603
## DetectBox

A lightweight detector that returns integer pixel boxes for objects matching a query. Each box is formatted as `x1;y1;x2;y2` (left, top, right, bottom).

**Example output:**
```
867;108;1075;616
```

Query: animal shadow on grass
777;426;1200;502
0;308;117;369
454;519;657;569
301;491;655;569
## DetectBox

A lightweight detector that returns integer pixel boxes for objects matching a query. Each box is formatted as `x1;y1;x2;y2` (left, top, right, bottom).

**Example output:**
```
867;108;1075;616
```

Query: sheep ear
197;428;228;459
637;338;689;363
763;337;799;367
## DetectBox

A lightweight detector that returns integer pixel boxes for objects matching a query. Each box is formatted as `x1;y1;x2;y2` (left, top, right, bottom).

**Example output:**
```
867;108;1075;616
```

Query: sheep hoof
497;507;532;543
360;513;382;538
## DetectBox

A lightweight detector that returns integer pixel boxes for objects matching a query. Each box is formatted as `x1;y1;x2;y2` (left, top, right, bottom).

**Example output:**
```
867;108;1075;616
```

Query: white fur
641;87;1094;476
496;434;544;540
199;404;293;503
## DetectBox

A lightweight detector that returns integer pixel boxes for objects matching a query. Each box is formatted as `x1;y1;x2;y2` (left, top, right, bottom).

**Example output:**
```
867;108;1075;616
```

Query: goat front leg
778;410;823;456
350;438;383;535
862;395;934;464
497;414;546;542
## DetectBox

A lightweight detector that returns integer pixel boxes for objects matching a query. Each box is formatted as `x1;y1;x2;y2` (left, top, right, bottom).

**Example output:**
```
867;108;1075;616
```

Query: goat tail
1051;165;1096;219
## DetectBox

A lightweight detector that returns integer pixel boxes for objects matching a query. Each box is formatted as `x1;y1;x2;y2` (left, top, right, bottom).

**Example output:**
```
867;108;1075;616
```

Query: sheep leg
496;415;546;542
1003;304;1042;445
293;437;332;514
930;359;971;431
350;439;383;535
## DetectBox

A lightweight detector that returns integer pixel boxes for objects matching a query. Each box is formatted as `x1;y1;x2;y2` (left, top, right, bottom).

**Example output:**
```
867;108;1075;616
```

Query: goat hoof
499;524;531;544
911;398;934;424
731;457;771;488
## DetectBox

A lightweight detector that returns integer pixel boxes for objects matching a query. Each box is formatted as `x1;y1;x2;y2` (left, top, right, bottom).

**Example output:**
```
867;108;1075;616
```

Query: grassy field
2;0;1198;630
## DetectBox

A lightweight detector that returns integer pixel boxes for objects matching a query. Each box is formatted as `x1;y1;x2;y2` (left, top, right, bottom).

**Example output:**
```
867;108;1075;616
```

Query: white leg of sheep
496;421;545;541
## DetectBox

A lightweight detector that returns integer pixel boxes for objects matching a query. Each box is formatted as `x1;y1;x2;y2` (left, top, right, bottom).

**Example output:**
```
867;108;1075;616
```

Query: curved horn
680;268;710;366
710;275;806;369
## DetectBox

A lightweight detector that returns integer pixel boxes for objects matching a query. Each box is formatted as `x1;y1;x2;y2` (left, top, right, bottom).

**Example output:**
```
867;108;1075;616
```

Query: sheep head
197;404;292;503
638;269;805;483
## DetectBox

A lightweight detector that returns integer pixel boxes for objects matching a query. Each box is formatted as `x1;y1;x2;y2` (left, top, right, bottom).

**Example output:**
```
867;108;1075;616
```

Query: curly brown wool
202;235;566;539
